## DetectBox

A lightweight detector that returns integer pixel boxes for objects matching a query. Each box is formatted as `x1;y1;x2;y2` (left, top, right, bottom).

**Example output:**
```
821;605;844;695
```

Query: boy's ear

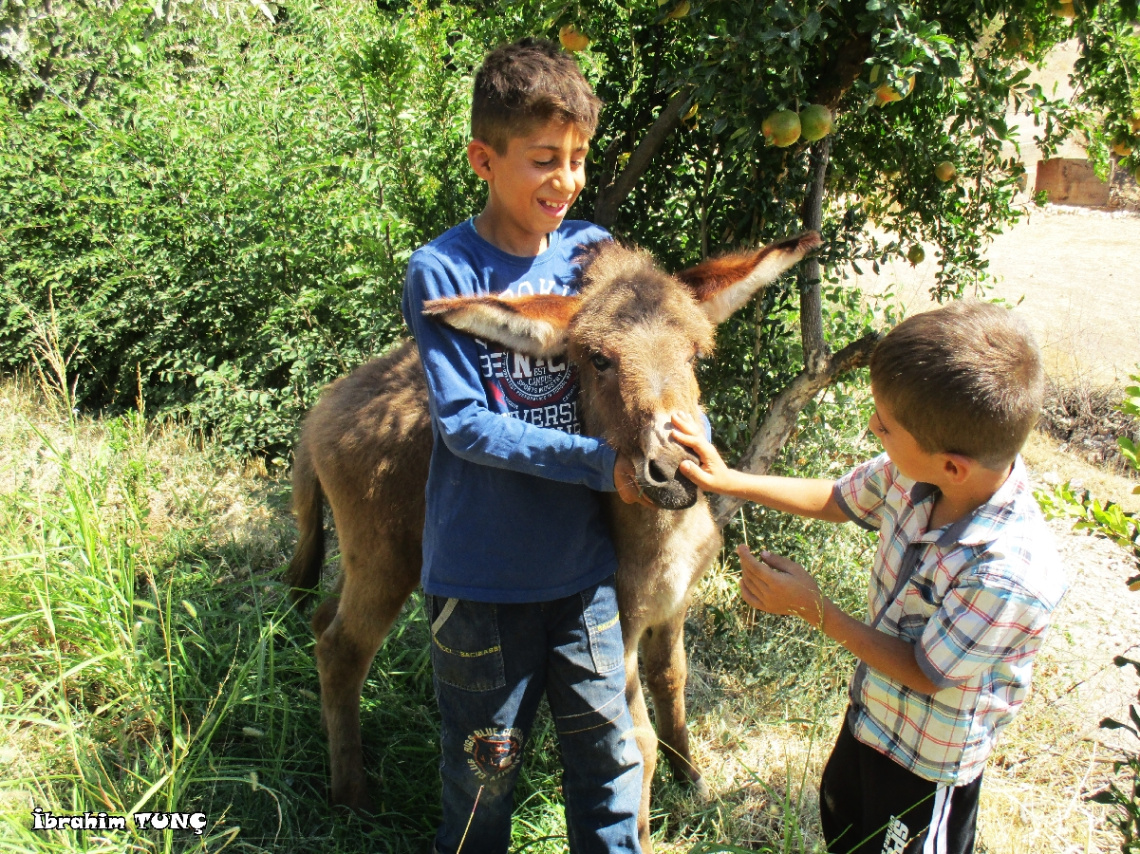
939;453;976;485
467;139;495;182
423;293;582;358
676;232;821;324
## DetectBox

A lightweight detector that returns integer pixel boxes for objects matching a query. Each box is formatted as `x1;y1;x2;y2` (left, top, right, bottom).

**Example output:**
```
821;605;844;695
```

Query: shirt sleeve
916;558;1056;689
401;249;618;492
832;453;893;532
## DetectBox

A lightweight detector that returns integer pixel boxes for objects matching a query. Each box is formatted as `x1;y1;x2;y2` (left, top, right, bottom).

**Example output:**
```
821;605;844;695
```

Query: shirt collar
910;456;1027;548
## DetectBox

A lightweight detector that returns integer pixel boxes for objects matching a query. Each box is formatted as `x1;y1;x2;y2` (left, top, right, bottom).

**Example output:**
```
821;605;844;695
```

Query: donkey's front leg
642;614;710;798
622;644;658;854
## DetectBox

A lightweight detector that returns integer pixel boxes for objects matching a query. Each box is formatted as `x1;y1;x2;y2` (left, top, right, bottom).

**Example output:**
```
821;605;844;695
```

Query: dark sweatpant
819;713;982;854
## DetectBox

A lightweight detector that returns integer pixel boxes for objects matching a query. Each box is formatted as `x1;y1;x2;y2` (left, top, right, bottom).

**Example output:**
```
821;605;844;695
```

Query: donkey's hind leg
315;535;419;812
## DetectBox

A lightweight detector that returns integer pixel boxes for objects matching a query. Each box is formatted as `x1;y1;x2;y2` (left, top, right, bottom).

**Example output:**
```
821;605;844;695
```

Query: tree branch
711;332;879;529
798;136;831;373
594;85;693;229
78;68;100;108
30;41;62;105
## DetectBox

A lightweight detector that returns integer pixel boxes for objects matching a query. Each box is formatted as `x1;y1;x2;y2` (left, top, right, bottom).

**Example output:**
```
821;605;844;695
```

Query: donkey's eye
590;353;612;372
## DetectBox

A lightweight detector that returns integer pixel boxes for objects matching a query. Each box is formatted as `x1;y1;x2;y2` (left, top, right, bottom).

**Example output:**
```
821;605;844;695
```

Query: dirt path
853;205;1140;386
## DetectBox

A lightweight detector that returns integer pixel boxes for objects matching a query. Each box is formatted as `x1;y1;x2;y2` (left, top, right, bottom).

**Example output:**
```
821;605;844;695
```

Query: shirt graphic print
477;344;580;434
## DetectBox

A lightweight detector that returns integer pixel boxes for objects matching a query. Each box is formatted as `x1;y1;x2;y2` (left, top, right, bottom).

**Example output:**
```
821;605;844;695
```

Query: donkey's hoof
671;765;712;801
688;774;712;802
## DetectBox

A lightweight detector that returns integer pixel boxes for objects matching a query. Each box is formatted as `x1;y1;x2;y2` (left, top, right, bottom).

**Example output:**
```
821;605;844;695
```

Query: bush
5;0;1122;458
1;2;482;456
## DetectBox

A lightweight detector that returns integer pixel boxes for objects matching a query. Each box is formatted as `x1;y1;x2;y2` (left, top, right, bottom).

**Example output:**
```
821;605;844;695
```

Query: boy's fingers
756;550;798;573
678;458;711;485
739;566;776;613
669;411;705;441
739;578;761;610
737;543;761;566
614;456;657;507
670;425;702;451
671;426;697;447
614;457;638;503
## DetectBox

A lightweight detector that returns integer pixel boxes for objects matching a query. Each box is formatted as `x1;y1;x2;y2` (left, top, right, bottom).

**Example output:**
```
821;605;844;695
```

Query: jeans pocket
429;596;507;692
581;579;625;675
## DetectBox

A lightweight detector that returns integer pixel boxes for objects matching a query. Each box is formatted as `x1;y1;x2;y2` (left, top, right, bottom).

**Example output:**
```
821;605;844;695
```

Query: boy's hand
670;411;736;495
737;544;825;629
614;455;655;507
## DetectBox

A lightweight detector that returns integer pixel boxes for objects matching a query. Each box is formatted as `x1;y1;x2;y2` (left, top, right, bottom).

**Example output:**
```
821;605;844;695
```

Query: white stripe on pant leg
922;784;951;854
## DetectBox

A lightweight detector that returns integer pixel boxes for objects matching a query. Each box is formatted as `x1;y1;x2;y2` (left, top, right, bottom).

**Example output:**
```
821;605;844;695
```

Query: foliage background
3;0;1134;460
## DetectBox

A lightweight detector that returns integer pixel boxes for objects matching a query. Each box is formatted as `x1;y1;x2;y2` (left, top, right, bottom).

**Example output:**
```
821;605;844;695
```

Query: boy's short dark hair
869;301;1044;470
472;37;602;152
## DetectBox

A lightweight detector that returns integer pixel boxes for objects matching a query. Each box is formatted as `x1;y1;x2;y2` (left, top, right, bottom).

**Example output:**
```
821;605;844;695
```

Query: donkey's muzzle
642;471;699;511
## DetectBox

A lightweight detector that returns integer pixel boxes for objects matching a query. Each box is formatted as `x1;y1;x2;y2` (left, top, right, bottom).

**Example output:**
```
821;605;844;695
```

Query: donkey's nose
646;459;672;486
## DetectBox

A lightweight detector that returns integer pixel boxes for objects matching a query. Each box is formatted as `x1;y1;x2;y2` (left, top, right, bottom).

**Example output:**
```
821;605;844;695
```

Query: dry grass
1036;376;1140;480
0;373;291;567
977;507;1138;854
1024;429;1140;515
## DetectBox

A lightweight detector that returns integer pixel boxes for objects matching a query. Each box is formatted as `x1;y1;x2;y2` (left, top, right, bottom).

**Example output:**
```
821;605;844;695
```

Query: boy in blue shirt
400;38;645;854
671;301;1067;854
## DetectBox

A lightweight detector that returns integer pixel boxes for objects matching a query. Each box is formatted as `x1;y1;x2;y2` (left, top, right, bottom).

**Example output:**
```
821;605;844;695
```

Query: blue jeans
428;576;643;854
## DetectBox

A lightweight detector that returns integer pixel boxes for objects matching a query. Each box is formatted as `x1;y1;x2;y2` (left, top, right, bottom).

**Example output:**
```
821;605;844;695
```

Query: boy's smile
468;120;589;257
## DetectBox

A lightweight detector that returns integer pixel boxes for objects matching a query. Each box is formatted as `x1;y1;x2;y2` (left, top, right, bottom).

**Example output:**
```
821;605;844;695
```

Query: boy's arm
672;411;848;523
405;251;644;501
737;545;940;695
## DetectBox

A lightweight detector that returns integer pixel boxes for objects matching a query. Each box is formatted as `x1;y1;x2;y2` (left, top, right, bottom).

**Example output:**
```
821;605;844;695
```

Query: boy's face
868;389;945;484
467;119;589;256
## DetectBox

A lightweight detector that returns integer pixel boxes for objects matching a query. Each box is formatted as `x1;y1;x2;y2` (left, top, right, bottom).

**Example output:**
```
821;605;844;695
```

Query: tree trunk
799;136;831;375
594;86;693;229
711;333;878;528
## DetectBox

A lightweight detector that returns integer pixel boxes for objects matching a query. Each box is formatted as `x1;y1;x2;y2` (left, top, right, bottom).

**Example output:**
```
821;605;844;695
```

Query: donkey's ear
676;232;821;324
423;293;582;358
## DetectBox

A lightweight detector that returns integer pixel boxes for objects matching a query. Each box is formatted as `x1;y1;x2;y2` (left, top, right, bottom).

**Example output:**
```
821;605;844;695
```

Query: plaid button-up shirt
834;453;1067;785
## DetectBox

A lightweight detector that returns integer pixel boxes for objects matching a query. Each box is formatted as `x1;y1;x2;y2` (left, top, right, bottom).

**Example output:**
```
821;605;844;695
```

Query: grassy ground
0;366;1127;853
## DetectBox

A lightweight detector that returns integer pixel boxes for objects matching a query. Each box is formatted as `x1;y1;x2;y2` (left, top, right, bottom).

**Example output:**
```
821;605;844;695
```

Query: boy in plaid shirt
671;301;1067;854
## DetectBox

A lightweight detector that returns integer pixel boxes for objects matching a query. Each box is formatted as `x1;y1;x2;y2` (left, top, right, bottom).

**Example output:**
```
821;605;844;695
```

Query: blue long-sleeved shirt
401;219;619;602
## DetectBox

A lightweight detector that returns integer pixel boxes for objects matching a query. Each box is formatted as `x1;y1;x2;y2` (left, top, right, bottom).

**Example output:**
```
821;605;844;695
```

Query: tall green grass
0;375;442;852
